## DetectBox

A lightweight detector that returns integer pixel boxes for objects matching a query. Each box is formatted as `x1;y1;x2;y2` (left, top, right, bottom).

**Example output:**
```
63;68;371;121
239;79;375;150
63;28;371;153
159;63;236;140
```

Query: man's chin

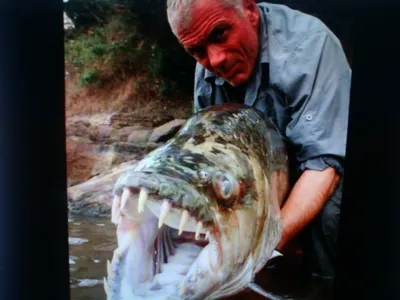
226;72;249;87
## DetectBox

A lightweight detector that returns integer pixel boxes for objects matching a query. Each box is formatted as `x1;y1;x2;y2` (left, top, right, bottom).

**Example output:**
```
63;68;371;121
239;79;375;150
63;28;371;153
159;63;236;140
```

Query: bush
64;0;195;99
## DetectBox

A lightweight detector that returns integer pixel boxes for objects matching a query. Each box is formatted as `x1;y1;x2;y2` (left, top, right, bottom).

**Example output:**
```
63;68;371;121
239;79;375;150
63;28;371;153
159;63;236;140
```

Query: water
69;214;117;300
68;214;334;300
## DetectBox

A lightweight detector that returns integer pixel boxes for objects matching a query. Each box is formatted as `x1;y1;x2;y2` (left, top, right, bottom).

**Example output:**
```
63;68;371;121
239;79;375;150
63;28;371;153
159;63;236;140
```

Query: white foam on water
77;279;103;287
69;237;89;245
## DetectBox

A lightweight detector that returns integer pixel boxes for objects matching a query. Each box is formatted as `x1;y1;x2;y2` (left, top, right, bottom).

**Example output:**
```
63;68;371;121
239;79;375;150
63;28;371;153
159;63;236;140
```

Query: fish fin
247;282;282;300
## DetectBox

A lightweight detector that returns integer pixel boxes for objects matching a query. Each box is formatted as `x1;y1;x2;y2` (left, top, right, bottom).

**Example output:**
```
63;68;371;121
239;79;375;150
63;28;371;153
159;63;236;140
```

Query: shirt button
306;114;313;121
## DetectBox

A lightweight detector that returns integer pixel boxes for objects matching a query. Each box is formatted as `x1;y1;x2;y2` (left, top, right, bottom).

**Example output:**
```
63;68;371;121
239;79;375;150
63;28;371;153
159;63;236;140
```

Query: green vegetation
64;0;195;99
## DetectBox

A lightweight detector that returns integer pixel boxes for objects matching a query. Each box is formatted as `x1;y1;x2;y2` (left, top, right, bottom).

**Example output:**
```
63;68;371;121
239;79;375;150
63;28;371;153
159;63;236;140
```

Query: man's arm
274;28;351;249
276;167;339;251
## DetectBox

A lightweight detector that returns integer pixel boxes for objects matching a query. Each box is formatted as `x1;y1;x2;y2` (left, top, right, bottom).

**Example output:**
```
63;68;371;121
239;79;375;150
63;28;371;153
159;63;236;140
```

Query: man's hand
276;167;340;251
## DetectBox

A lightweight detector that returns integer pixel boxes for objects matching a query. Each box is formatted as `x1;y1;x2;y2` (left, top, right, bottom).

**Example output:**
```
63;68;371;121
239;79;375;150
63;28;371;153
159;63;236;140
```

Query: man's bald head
167;0;260;86
166;0;244;37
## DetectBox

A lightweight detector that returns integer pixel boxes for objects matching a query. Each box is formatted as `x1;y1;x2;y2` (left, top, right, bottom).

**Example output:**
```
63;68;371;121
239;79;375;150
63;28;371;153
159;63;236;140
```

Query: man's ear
242;0;259;26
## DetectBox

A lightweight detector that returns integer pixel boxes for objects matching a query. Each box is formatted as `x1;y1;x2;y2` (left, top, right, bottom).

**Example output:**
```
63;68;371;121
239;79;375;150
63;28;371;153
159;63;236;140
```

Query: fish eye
220;179;233;198
212;172;239;201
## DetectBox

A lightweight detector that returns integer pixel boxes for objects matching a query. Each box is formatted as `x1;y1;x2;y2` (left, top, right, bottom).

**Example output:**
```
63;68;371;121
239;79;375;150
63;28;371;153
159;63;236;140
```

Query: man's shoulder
258;3;331;47
194;62;206;80
194;62;210;97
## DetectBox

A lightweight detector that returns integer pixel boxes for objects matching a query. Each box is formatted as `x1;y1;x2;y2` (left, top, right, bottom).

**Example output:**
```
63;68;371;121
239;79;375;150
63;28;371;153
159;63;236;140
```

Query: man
166;0;351;279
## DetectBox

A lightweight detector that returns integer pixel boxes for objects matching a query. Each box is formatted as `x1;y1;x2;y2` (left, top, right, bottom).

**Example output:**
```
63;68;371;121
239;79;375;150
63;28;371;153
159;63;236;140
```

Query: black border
1;1;399;299
0;0;70;299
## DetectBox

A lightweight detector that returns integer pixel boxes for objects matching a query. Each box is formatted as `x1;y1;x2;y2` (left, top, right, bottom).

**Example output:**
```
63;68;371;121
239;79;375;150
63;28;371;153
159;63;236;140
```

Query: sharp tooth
195;221;203;240
178;210;190;235
179;284;187;297
158;200;172;228
112;232;134;263
191;271;197;281
103;277;109;296
138;188;149;213
205;230;210;240
111;195;121;224
112;249;122;264
121;188;132;209
107;260;114;279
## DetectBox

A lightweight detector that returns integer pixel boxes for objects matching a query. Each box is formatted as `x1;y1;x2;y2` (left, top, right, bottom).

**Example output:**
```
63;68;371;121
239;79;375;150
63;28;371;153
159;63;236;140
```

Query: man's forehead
178;1;238;28
176;1;238;41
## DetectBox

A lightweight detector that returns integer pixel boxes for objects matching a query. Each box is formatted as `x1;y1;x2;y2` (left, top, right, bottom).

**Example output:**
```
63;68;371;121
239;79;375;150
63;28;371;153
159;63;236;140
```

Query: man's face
176;0;260;86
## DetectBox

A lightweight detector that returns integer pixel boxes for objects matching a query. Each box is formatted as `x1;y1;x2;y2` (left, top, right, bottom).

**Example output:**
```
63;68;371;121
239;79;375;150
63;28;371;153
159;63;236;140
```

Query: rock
88;141;159;177
127;129;152;143
68;179;83;187
110;107;176;129
119;125;147;141
66;120;90;138
68;160;139;217
90;150;117;177
67;112;116;127
149;119;186;143
66;137;97;182
64;109;187;216
66;136;159;183
112;142;159;155
89;124;119;143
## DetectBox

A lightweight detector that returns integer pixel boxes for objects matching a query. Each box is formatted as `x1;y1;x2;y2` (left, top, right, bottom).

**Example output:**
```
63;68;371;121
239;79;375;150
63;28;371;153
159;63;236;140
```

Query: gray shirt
193;3;351;176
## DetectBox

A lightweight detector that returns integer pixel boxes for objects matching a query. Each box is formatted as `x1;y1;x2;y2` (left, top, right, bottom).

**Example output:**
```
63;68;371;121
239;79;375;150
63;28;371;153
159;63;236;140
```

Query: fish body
105;104;290;299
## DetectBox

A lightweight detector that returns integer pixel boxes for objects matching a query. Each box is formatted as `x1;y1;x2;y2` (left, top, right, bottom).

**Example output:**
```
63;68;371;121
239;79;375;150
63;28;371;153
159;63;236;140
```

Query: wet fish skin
106;103;290;299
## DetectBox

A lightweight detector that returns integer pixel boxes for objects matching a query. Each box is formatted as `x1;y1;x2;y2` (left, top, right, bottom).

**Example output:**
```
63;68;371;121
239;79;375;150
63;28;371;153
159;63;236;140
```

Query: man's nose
207;45;226;70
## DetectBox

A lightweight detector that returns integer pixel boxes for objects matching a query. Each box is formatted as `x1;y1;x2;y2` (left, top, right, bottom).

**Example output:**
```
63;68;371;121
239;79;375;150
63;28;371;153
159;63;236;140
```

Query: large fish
104;103;290;299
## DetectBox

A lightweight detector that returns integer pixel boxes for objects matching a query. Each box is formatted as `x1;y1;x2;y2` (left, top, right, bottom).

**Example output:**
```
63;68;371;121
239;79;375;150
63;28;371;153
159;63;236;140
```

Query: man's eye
210;27;228;42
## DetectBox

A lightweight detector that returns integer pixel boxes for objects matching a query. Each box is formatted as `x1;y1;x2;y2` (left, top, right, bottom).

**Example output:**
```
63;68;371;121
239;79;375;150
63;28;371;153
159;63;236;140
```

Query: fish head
105;104;289;299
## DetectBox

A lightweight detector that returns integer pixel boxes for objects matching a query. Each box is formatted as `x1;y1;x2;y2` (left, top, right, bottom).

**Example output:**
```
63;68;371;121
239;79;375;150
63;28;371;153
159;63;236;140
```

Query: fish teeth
103;277;109;296
138;188;149;213
107;260;114;280
205;230;210;240
112;248;122;264
158;200;172;228
195;221;203;240
111;195;121;224
191;270;197;281
112;231;135;263
178;210;190;235
120;187;132;210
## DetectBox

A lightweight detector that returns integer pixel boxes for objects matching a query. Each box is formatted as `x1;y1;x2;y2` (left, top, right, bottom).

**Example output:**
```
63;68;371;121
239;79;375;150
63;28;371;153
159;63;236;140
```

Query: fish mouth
105;171;222;299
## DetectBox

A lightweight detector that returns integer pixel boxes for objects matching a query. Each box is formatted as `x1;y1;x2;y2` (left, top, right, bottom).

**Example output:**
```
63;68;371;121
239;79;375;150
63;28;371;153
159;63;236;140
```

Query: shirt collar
204;5;270;85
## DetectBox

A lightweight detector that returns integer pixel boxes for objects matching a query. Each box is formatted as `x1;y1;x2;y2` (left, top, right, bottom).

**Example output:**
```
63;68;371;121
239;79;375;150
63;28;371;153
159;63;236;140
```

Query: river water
68;213;334;300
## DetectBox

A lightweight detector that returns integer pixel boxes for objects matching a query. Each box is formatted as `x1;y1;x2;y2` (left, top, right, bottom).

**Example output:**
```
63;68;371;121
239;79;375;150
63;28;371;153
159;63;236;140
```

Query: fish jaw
105;171;224;300
105;170;266;300
179;206;260;299
105;173;280;300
